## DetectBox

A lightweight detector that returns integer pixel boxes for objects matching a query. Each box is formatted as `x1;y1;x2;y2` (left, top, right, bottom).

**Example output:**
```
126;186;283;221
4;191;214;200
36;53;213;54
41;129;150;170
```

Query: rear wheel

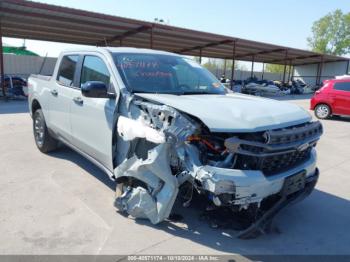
33;109;58;153
315;104;331;119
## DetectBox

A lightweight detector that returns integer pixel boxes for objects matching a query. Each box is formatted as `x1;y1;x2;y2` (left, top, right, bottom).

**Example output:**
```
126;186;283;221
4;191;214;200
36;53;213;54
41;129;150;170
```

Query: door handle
50;89;58;96
73;96;84;105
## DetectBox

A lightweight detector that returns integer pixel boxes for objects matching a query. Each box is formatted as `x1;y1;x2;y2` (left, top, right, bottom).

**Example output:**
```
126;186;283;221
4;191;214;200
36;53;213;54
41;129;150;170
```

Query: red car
310;78;350;119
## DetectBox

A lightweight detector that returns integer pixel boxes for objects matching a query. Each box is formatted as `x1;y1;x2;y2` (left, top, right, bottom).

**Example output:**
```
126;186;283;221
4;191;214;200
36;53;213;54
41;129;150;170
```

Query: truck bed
29;74;52;81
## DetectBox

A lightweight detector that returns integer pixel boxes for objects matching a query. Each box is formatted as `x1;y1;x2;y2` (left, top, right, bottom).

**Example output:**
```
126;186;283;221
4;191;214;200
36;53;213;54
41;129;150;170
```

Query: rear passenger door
70;54;118;172
332;81;350;115
48;55;79;142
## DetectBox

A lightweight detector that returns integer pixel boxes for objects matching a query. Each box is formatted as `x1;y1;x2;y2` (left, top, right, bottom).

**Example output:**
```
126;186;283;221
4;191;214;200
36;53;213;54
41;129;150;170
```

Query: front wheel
315;104;331;119
33;109;58;153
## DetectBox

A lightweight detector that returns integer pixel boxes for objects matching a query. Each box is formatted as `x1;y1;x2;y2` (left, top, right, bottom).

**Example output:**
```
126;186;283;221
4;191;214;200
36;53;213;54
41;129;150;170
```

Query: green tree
307;9;350;55
201;58;247;74
265;64;291;75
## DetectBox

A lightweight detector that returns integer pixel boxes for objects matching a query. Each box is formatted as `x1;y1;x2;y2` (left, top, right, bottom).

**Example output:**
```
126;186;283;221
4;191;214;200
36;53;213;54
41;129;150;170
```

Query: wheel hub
34;115;45;146
316;105;329;118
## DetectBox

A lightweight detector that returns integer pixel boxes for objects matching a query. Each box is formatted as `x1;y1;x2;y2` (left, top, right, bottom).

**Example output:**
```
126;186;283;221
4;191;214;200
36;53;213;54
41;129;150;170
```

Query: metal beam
230;41;236;89
2;0;150;28
0;19;5;98
199;48;202;64
267;54;321;64
287;60;292;83
282;50;288;83
251;55;255;78
235;48;285;59
316;56;324;85
223;59;227;77
291;65;295;81
97;25;151;46
1;6;134;33
293;59;349;67
150;25;154;49
261;63;265;80
179;39;233;53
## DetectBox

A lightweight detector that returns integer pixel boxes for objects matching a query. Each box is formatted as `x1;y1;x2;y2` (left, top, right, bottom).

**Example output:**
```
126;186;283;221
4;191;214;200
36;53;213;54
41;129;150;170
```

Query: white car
28;47;322;238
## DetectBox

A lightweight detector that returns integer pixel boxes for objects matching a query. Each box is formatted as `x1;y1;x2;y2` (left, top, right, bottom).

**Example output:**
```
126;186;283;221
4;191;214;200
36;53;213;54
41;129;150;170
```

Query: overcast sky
3;0;350;61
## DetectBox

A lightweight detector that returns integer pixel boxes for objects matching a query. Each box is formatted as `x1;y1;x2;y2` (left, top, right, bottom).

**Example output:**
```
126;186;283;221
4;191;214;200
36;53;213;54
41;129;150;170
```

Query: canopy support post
316;56;324;85
282;50;288;83
150;25;154;49
0;21;6;99
230;41;236;89
250;55;255;78
261;63;265;80
287;60;292;83
223;59;227;77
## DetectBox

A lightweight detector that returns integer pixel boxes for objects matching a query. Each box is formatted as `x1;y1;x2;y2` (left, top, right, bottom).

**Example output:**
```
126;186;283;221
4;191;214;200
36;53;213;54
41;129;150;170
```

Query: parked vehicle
290;80;305;95
242;80;282;96
28;48;322;238
0;75;27;97
311;78;350;119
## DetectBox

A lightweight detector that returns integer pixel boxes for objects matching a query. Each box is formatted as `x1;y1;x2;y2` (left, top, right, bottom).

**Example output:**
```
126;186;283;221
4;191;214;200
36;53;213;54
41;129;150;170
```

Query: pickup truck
28;47;322;238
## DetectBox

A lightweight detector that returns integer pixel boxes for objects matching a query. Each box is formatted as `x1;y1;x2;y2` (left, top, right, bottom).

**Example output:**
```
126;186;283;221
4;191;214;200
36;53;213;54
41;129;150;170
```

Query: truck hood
135;93;311;132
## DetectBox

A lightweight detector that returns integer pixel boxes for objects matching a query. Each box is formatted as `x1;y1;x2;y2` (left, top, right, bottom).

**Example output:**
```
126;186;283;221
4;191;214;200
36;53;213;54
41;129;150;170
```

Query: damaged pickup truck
28;48;322;238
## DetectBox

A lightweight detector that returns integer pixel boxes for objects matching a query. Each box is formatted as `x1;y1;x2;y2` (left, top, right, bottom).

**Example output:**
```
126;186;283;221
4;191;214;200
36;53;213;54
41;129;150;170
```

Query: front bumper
237;168;319;239
196;148;318;207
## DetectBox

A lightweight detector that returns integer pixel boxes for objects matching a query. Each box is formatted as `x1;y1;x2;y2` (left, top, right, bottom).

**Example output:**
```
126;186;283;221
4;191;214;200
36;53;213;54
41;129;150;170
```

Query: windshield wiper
180;91;220;95
133;90;184;95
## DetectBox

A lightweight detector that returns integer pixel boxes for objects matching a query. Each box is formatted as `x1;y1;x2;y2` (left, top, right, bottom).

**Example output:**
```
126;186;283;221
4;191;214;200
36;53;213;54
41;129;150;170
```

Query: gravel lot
0;96;349;256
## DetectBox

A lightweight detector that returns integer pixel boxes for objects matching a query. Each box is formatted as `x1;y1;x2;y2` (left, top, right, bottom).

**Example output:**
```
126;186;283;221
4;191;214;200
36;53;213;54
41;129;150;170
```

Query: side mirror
81;81;115;98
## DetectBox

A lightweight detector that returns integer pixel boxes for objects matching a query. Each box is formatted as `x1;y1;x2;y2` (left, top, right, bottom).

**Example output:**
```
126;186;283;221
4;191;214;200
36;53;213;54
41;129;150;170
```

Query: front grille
225;121;322;176
267;121;323;145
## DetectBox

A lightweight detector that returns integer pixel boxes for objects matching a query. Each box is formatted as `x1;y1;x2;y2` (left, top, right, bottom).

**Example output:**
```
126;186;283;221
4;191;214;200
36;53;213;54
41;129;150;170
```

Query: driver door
70;54;118;172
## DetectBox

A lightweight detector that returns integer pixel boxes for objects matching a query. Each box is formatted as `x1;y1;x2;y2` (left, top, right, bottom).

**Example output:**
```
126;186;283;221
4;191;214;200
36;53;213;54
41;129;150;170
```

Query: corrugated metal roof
0;0;348;66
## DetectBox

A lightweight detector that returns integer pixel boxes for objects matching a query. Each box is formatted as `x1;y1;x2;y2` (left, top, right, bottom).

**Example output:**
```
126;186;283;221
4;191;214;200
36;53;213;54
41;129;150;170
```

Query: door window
334;82;350;92
80;56;110;88
56;55;79;87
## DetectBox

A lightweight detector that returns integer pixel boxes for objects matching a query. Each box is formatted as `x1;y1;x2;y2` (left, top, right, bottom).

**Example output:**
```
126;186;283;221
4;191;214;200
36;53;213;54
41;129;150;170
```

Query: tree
201;58;247;76
307;9;350;55
265;64;284;73
265;64;291;75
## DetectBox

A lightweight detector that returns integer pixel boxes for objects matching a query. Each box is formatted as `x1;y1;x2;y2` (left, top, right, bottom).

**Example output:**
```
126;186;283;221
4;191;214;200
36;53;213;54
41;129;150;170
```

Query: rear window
56;55;79;87
334;82;350;92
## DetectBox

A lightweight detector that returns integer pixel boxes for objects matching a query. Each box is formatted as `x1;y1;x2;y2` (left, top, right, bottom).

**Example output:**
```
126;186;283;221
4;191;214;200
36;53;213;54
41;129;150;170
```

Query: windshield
113;53;225;95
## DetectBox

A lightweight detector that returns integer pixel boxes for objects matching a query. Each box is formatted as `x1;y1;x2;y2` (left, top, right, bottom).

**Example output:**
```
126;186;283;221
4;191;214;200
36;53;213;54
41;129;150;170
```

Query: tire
315;104;331;119
33;109;58;153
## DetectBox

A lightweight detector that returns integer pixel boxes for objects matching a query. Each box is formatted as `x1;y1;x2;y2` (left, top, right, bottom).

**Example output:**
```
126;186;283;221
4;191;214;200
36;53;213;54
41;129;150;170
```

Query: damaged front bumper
197;148;317;208
237;167;319;239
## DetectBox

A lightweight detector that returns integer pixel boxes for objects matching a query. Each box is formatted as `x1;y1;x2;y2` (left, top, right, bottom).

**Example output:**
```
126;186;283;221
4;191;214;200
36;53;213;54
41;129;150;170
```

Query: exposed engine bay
113;96;322;238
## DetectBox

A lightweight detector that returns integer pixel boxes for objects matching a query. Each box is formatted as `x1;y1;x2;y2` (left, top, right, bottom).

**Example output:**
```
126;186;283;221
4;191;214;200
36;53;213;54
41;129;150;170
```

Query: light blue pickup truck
28;47;322;238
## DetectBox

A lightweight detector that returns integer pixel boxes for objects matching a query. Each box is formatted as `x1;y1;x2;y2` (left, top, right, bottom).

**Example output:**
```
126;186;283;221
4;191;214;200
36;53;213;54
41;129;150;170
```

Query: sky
3;0;350;66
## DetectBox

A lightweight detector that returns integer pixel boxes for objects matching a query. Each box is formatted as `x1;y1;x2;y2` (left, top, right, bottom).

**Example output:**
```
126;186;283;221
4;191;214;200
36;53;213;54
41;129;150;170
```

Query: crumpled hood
135;93;311;132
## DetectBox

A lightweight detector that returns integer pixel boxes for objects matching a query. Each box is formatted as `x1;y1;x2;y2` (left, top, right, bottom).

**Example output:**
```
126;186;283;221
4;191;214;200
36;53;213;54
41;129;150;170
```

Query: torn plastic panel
117;115;165;144
114;143;178;224
114;97;199;224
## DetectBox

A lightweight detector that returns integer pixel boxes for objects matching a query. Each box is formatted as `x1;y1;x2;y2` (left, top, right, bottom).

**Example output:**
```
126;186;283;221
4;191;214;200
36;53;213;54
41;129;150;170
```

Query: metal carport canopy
1;0;349;66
